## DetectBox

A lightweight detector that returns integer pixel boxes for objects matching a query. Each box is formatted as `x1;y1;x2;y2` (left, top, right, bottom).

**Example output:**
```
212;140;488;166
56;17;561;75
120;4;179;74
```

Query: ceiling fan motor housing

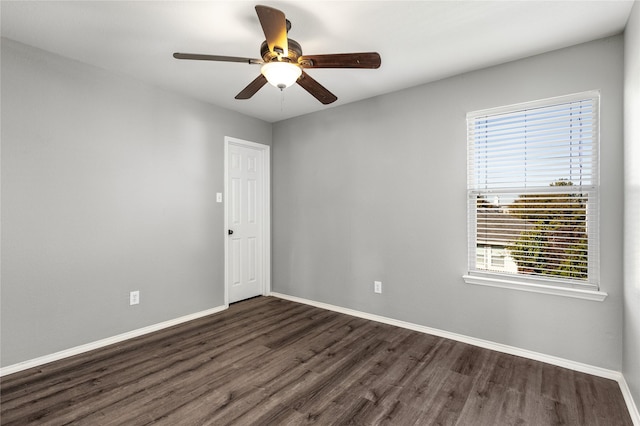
260;39;302;64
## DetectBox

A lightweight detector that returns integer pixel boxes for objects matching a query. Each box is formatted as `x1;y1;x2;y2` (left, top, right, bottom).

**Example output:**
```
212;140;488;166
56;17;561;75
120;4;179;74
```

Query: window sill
462;274;608;301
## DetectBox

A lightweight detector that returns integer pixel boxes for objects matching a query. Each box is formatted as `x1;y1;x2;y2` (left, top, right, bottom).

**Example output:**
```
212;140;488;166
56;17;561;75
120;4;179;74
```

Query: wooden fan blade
173;53;263;64
255;5;288;56
296;71;337;105
235;74;268;100
298;52;381;69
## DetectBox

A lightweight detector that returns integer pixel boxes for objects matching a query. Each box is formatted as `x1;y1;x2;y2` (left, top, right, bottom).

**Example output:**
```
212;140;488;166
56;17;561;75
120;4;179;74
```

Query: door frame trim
223;136;271;306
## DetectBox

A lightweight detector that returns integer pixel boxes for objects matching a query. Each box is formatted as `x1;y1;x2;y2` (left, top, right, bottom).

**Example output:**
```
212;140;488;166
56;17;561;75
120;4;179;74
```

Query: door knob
228;229;234;235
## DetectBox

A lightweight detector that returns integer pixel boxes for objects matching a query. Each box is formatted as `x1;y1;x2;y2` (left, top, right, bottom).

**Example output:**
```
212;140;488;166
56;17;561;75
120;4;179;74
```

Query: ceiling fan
173;5;381;105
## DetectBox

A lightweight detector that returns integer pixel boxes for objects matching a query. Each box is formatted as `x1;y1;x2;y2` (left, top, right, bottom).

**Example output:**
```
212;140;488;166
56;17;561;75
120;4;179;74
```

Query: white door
225;138;270;304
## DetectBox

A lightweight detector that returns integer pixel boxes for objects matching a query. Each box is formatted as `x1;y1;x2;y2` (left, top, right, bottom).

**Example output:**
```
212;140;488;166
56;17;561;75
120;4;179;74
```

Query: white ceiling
1;1;635;123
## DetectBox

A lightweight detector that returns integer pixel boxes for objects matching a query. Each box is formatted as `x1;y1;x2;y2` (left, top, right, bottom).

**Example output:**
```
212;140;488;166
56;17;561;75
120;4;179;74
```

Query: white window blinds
467;91;599;290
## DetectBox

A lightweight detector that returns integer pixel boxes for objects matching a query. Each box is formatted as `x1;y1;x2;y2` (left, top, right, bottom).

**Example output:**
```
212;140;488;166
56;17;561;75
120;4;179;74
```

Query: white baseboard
270;292;639;425
0;305;228;377
619;375;640;426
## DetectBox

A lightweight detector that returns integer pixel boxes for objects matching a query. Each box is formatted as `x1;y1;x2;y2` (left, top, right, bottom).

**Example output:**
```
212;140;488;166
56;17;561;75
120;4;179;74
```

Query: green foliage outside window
505;180;588;280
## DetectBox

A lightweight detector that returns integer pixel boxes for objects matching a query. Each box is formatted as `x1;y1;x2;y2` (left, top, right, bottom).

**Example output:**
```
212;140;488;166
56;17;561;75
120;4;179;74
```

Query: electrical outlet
130;290;140;305
374;281;382;294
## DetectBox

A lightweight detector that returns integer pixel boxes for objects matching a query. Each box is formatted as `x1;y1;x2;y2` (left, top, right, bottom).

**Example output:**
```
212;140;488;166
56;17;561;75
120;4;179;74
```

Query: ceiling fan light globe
261;62;302;90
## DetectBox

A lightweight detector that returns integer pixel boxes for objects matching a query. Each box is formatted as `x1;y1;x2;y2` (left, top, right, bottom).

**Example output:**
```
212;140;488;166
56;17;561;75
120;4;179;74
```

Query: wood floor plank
412;369;474;425
0;296;633;425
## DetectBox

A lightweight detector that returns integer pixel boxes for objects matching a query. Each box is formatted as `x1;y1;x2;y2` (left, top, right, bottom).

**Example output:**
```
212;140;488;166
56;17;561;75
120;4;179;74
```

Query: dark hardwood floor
0;296;632;425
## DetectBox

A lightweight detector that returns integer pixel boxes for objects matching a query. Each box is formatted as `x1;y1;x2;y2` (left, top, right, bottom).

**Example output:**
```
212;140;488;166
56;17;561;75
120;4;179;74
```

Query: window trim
462;274;607;301
465;91;607;301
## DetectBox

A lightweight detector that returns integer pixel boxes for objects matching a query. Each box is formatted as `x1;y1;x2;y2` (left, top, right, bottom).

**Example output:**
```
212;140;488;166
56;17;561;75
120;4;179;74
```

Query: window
464;91;604;300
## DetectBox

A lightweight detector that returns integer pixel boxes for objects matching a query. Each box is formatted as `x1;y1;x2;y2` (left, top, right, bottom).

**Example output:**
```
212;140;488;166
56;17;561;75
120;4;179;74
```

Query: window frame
463;91;607;301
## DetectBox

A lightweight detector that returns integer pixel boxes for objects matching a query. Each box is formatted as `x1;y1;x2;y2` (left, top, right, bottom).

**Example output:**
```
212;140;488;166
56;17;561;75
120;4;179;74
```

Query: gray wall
0;39;271;367
624;1;640;410
272;35;625;370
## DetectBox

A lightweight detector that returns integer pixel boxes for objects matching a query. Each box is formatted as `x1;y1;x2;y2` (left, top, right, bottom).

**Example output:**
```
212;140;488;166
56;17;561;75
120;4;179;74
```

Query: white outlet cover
216;192;223;203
